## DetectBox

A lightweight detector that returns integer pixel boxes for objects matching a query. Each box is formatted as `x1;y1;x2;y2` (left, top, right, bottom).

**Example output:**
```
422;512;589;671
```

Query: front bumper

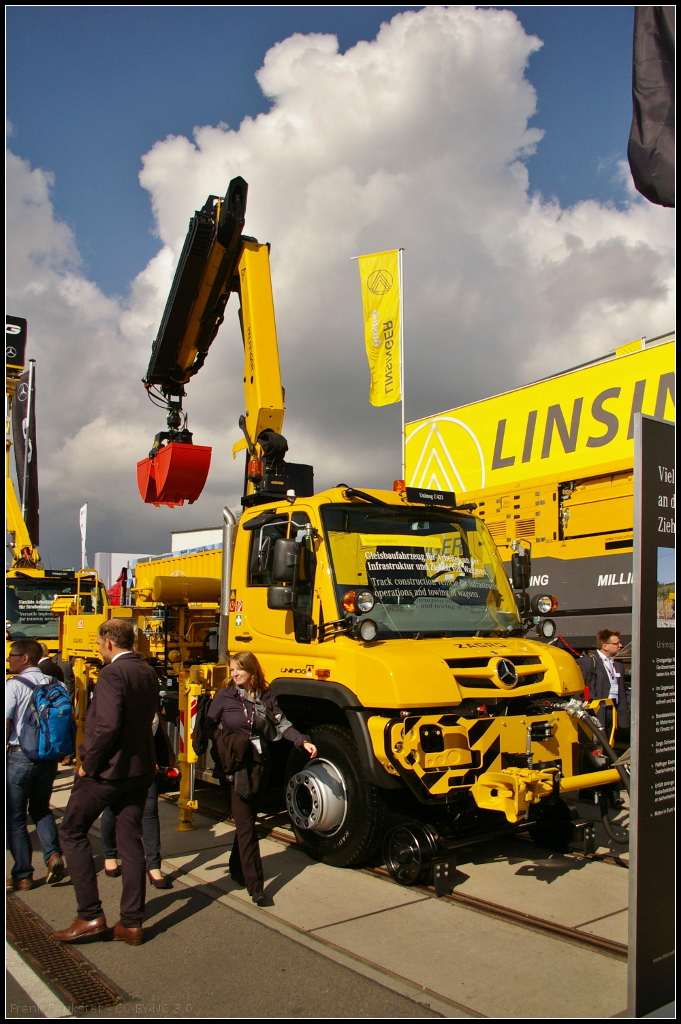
368;699;620;821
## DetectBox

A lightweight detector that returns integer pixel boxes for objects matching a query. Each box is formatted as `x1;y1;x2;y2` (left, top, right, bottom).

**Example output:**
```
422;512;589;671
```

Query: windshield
321;504;521;638
6;578;77;640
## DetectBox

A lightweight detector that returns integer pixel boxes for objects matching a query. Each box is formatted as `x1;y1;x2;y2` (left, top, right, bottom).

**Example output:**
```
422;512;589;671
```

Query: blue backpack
16;676;76;761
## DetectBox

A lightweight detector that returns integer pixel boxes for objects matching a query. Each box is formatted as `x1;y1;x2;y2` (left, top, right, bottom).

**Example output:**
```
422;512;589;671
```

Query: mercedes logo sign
495;658;519;688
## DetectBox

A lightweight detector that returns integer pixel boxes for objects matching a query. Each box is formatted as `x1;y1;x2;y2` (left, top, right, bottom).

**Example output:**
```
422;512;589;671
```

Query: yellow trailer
405;333;675;648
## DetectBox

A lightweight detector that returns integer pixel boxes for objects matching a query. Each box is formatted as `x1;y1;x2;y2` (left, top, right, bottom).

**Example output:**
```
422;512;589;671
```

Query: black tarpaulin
627;6;675;208
11;366;40;547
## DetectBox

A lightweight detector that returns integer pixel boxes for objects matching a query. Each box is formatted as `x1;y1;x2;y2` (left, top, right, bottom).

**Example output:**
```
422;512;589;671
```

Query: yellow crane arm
139;175;311;508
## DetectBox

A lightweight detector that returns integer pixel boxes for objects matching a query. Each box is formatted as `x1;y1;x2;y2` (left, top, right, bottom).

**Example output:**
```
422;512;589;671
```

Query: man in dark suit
54;618;159;946
577;628;630;734
38;643;65;683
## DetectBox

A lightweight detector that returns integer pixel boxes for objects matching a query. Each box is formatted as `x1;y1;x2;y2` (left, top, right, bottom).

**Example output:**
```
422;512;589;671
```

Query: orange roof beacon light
393;479;406;492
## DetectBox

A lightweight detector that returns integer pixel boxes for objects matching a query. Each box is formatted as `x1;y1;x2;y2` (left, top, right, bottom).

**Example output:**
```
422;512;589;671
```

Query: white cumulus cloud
6;6;675;567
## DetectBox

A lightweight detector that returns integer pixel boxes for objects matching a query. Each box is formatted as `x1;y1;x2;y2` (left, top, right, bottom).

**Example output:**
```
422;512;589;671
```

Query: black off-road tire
285;724;391;868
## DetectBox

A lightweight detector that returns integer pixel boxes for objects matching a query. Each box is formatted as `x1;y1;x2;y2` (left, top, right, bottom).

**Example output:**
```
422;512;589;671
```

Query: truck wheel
285;724;390;867
530;798;576;852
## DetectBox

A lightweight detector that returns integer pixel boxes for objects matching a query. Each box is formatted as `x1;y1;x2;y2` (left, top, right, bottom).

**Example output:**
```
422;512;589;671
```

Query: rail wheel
530;798;576;852
383;821;438;886
285;724;390;867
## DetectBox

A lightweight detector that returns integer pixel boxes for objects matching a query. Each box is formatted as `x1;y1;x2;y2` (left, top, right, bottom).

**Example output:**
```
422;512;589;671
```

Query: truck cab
218;485;590;868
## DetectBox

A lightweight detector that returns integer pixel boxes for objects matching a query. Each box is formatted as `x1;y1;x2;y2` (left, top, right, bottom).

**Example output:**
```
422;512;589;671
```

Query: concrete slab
314;898;628;1019
575;908;628;944
166;839;429;932
450;837;629;934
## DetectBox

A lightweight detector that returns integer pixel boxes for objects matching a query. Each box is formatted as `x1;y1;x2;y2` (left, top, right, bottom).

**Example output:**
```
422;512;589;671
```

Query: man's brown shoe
6;876;33;891
45;853;65;885
53;916;108;942
113;922;144;946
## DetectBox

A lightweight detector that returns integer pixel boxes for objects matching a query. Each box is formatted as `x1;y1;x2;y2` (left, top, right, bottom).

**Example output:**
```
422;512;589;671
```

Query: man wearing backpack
6;638;68;890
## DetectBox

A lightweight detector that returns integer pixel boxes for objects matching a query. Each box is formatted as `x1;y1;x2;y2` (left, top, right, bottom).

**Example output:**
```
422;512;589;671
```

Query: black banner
628;415;675;1016
11;366;40;547
627;6;675;208
6;315;27;371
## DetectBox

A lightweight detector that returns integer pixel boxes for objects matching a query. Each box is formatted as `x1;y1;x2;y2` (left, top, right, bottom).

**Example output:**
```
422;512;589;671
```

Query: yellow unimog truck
122;176;626;886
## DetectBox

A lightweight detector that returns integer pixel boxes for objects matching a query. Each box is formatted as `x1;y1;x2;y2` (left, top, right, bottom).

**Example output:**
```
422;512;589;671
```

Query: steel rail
162;794;628;963
258;822;628;962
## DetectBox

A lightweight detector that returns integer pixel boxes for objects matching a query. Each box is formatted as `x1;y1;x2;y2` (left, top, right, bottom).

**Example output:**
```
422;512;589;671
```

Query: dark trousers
100;781;161;871
226;784;264;896
59;773;153;927
6;749;61;881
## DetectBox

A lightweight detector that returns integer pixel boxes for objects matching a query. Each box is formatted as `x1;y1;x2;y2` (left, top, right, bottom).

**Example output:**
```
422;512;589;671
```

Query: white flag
79;503;88;569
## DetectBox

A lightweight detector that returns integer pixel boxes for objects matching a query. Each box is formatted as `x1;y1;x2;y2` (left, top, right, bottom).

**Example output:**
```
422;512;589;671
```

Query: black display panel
628;415;675;1017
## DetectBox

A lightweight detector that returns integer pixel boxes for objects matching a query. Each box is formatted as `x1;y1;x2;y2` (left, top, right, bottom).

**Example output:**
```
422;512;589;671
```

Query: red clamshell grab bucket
137;442;212;507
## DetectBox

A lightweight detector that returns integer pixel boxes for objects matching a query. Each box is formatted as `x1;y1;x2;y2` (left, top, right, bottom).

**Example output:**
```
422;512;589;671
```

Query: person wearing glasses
6;639;66;890
578;629;630;735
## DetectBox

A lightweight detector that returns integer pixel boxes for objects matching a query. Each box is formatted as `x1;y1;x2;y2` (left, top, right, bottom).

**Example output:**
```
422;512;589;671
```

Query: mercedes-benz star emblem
496;659;518;688
6;346;17;359
367;269;393;295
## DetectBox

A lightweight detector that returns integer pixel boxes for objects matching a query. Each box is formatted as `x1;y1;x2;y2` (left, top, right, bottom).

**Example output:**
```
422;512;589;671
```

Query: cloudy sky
6;6;675;569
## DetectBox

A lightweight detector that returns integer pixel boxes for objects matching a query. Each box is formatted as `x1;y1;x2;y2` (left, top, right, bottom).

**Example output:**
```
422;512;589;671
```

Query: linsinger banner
357;249;401;407
406;335;675;496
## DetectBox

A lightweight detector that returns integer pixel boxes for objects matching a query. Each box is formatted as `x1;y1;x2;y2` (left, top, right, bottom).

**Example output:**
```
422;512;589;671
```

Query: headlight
355;590;375;613
353;619;378;642
536;618;557;640
530;594;558;615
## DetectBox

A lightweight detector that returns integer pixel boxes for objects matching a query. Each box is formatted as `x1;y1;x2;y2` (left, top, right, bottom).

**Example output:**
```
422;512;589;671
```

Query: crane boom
138;176;311;508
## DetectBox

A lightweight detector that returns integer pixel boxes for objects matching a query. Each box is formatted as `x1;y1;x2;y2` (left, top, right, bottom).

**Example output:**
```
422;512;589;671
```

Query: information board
628;415;675;1017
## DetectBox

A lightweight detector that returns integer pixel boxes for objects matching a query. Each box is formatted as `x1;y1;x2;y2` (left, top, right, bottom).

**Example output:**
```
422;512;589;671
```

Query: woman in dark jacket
207;651;316;905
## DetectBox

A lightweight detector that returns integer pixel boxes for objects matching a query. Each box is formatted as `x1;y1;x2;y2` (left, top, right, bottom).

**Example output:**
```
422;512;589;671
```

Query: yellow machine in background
406;333;675;648
118;176;628;880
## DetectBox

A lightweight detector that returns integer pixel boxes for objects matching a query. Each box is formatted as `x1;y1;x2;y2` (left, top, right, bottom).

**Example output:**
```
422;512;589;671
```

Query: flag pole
79;503;88;569
399;248;405;480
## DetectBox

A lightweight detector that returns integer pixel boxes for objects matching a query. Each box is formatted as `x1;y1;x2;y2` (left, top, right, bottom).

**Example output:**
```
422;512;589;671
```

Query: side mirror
511;549;530;591
272;538;299;583
267;585;298;610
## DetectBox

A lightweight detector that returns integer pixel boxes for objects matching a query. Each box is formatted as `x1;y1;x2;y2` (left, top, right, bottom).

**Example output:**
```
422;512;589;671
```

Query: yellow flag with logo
357;249;401;406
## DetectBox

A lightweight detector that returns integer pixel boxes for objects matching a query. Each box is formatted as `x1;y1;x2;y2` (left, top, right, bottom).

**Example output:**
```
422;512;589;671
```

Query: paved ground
6;766;636;1019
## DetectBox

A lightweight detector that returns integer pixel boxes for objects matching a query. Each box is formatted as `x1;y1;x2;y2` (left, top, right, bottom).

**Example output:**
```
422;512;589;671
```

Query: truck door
241;511;318;649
